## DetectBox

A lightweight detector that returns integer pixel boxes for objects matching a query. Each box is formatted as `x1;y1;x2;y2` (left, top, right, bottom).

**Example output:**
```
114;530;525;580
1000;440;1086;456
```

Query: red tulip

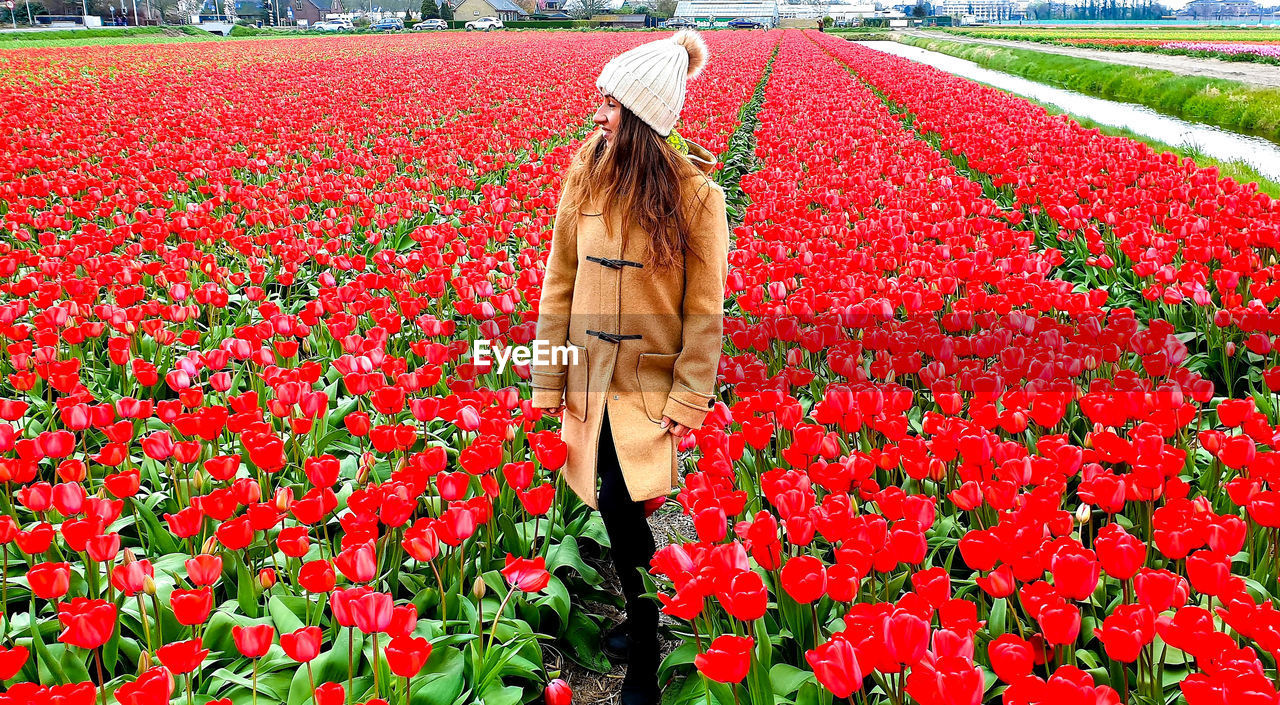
315;683;345;705
1095;524;1145;581
1095;604;1155;663
883;608;929;665
113;666;174;705
720;571;768;621
85;533;121;563
185;554;223;586
544;678;572;705
28;562;71;600
384;635;432;678
911;566;950;608
976;564;1015;598
402;523;440;563
532;435;567;471
331;586;372;628
351;591;394;634
0;644;29;680
15;523;54;555
277;527;310;558
1038;604;1081;646
988;634;1034;683
694;634;754;684
805;633;864;698
780;555;826;604
280;626;323;663
56;598;117;650
1133;568;1189;612
1185;550;1231;597
156;638;209;675
1049;545;1100;602
500;554;550;593
164;508;204;539
215;516;254;551
388;604;419;639
335;542;377;583
299;560;337;594
232;624;275;658
103;469;141;499
111;559;154;596
171;587;213;626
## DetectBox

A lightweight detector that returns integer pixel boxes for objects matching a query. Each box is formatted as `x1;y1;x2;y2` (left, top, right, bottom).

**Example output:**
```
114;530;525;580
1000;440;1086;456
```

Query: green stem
307;662;316;705
95;647;107;705
150;593;164;649
486;589;517;652
428;559;446;633
372;632;381;700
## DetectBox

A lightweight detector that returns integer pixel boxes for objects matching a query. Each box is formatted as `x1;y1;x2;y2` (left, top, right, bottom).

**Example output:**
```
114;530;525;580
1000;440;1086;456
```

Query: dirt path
903;30;1280;87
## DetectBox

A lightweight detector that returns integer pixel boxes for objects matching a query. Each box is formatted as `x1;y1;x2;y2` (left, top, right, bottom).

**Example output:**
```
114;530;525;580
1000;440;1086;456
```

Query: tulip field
5;26;1280;705
942;27;1280;62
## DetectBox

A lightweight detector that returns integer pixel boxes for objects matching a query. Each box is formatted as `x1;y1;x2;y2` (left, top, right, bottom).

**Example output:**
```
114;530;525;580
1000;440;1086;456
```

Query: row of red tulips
821;35;1280;389
7;25;1280;705
640;30;1280;705
0;31;779;705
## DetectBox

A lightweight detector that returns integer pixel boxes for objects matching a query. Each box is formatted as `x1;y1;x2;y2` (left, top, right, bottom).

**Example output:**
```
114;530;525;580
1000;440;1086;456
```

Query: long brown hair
560;104;709;270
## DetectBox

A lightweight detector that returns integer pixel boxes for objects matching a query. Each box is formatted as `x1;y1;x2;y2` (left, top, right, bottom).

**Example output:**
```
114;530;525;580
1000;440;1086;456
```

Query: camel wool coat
530;141;730;509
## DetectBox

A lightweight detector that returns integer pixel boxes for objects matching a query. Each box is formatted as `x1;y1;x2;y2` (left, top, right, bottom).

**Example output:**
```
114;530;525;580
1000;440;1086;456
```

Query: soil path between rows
903;29;1280;87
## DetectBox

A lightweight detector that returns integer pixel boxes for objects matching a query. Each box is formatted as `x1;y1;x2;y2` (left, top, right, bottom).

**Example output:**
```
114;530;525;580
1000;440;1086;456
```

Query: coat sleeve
530;188;578;408
662;179;729;430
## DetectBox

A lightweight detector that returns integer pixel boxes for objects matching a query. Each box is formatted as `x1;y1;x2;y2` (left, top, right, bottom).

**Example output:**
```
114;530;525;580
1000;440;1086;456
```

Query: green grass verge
832;30;893;41
945;27;1280;42
898;34;1280;144
942;27;1280;66
0;25;206;41
0;35;222;48
0;25;221;48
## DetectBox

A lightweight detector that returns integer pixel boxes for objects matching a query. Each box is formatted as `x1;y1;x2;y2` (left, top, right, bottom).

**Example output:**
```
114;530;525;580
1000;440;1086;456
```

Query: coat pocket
565;343;589;423
637;352;680;424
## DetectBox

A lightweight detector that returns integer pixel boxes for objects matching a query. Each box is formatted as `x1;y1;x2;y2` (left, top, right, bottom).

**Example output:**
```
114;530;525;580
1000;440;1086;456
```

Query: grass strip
945;27;1280;42
944;27;1280;66
832;30;893;41
897;33;1280;144
717;38;779;225
0;25;209;41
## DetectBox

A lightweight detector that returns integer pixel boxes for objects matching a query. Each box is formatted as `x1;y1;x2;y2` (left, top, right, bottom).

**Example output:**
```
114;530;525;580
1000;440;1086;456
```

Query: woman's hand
536;404;565;416
660;416;690;438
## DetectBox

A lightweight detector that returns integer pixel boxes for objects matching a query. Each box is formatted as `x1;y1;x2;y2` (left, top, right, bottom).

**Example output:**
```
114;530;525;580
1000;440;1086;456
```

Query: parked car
465;16;503;30
313;19;353;30
413;18;448;29
727;17;764;28
663;17;696;28
370;17;404;30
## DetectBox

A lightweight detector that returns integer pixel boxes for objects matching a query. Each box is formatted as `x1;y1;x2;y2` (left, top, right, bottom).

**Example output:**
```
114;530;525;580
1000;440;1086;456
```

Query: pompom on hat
595;30;709;137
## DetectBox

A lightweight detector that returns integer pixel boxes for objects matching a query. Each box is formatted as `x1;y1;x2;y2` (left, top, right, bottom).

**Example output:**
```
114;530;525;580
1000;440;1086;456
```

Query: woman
529;31;730;704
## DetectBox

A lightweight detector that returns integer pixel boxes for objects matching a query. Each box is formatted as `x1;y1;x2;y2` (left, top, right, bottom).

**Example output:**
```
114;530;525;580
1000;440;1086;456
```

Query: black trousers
597;406;660;682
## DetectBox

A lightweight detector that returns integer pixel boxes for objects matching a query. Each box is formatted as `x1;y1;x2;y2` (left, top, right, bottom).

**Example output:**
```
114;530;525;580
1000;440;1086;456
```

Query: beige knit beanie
596;30;709;137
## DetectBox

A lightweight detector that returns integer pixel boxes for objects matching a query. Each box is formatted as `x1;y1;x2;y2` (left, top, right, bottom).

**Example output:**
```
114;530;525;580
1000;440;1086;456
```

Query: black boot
620;680;661;705
597;410;661;703
602;619;631;662
619;611;660;705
